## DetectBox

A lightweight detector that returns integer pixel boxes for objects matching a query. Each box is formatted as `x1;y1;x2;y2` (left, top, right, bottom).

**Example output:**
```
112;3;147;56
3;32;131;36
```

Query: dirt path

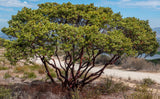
96;68;160;83
34;58;160;84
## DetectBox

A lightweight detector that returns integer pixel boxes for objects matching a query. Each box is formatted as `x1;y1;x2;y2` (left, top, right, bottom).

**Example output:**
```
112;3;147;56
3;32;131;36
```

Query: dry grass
120;57;160;72
3;72;12;79
1;48;160;98
0;82;68;99
22;72;37;79
0;66;9;70
141;78;156;87
123;84;160;99
0;86;11;99
0;76;160;99
71;77;129;99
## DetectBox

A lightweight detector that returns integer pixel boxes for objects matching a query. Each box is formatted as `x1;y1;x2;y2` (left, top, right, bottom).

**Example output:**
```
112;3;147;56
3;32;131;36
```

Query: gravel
34;58;160;84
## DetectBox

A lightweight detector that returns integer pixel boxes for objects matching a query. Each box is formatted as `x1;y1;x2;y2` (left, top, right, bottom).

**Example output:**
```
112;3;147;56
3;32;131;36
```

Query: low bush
71;77;128;99
147;59;160;64
4;72;12;79
0;86;11;99
0;57;10;67
23;72;37;79
120;57;160;72
123;85;158;99
141;78;155;87
50;71;56;78
14;64;42;73
97;77;128;94
45;71;57;81
0;38;6;47
95;54;111;65
38;68;45;74
28;64;41;70
71;87;101;99
14;66;29;73
0;66;8;70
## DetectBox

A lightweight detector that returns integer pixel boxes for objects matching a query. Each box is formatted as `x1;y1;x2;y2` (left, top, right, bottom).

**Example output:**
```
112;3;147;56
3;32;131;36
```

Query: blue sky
0;0;160;30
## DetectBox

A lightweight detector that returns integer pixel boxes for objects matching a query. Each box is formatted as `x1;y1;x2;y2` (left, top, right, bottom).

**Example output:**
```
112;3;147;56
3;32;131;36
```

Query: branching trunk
40;56;57;85
40;48;120;91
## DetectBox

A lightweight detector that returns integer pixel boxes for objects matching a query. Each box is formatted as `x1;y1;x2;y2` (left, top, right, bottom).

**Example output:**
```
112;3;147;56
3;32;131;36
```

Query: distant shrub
14;66;29;73
0;86;11;99
45;70;57;80
71;89;81;99
147;59;160;64
0;57;10;67
0;38;6;47
23;72;37;79
57;50;64;56
120;57;160;72
95;54;111;65
123;85;157;99
0;66;8;70
4;72;12;79
50;72;56;78
97;77;128;94
14;64;42;73
38;68;45;74
29;64;41;70
141;78;155;86
71;87;101;99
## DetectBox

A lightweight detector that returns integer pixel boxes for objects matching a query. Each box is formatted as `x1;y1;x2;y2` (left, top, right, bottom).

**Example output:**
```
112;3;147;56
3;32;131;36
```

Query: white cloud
127;1;160;8
121;0;131;2
0;18;8;22
28;0;39;2
0;7;14;11
0;0;35;8
24;1;27;4
97;0;160;10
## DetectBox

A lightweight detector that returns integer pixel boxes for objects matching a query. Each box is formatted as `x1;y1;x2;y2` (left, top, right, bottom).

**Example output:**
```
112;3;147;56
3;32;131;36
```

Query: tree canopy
1;2;159;90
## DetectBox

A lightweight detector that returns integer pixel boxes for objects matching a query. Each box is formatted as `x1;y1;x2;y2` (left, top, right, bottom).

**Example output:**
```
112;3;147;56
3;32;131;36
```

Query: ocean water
0;32;160;60
141;54;160;60
0;32;9;39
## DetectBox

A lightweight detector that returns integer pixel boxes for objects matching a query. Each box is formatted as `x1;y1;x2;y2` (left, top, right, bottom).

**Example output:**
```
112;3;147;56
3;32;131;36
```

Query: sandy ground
33;58;160;84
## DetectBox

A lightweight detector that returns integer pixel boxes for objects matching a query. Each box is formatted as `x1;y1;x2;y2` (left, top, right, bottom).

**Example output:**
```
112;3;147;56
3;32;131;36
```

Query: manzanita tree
1;2;158;90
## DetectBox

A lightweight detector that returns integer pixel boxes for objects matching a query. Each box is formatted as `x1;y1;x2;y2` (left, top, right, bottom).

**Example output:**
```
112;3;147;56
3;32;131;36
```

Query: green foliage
0;66;9;70
1;2;159;89
98;77;127;94
71;77;127;99
147;58;160;64
0;86;11;99
124;85;154;99
38;68;45;74
2;2;156;64
71;89;81;99
1;2;158;63
46;70;57;79
3;72;12;79
141;78;155;86
14;64;42;73
50;71;56;78
0;38;6;47
118;18;159;56
29;64;41;70
14;66;29;73
23;72;37;79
